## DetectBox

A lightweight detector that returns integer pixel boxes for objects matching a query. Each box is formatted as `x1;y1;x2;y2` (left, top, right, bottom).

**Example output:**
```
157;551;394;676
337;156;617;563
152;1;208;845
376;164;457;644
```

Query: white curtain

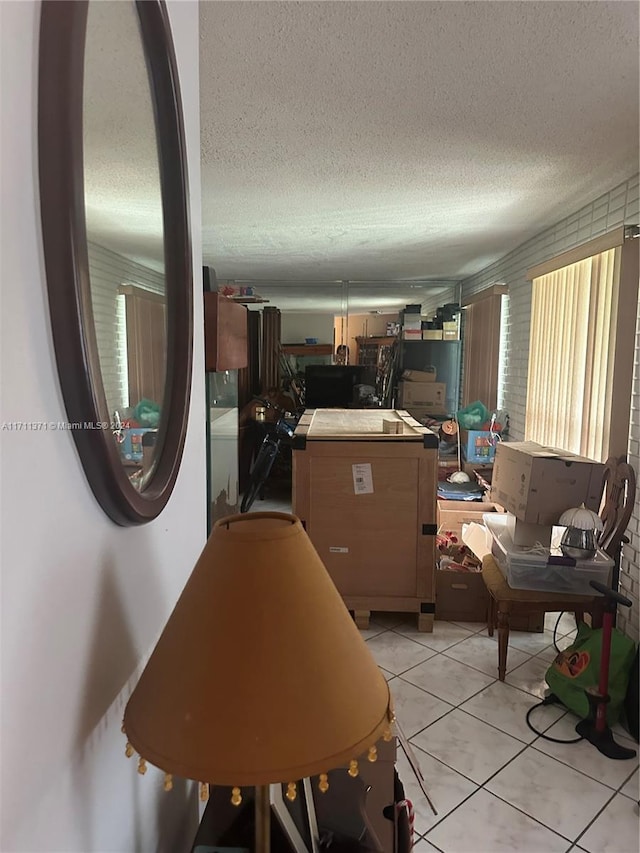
525;247;620;460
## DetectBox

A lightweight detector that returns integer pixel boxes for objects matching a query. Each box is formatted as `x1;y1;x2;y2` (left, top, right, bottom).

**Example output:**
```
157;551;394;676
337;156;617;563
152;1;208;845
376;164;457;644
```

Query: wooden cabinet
204;292;248;372
292;408;438;631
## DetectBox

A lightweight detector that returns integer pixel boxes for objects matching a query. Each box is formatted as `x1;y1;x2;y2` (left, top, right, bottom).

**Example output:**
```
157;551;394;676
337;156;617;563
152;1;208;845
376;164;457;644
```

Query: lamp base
255;784;271;853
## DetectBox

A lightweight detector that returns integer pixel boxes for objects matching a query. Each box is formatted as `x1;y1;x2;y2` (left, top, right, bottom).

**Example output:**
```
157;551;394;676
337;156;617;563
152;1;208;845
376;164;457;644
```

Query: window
119;284;167;409
525;226;638;460
461;284;508;411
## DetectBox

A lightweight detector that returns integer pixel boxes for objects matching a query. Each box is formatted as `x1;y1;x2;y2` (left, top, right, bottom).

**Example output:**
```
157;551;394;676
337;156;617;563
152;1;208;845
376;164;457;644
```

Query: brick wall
461;173;640;640
619;295;640;642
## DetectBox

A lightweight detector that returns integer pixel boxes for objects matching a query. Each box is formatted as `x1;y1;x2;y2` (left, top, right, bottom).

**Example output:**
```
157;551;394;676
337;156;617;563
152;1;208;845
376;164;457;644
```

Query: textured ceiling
84;1;165;272
200;0;639;303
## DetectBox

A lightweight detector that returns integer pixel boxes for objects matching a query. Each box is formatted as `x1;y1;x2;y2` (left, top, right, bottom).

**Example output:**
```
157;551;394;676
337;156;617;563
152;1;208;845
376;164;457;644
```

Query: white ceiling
199;0;639;307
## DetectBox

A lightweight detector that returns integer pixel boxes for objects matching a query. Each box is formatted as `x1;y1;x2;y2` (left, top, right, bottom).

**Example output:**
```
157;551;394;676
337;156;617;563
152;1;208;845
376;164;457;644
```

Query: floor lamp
123;512;394;852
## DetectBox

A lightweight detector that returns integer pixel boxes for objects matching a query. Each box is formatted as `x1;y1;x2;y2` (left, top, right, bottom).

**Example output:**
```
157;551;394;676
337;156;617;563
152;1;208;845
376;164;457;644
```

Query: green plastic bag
133;398;161;428
455;400;490;429
545;621;637;725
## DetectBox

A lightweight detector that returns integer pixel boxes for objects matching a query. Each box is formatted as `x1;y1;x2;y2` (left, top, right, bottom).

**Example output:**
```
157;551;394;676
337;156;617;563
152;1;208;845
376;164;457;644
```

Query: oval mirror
38;0;192;525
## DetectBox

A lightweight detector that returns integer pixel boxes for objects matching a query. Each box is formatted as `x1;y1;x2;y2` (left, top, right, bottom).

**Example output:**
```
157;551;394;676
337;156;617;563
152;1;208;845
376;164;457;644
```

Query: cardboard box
436;568;488;622
402;330;422;340
402;317;423;330
438;499;502;539
443;329;460;340
505;512;552;547
490;441;605;526
402;369;436;383
462;430;497;464
399;381;446;409
422;330;443;340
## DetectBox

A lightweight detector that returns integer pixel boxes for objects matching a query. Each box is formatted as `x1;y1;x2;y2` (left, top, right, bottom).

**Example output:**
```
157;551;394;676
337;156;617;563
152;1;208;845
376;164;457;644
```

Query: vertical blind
461;290;505;411
120;284;167;411
525;247;620;460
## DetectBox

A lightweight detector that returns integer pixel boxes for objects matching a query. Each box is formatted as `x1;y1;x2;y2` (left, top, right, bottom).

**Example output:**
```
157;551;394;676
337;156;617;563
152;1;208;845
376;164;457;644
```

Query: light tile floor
369;613;639;853
247;491;639;851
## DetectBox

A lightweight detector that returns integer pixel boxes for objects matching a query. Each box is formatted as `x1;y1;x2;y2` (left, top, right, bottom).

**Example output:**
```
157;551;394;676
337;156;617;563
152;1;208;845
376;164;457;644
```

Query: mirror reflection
83;0;166;491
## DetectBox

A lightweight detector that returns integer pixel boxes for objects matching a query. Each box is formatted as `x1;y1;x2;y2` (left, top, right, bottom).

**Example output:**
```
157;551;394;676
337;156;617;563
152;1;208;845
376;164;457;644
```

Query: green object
545;621;637;725
133;397;161;428
455;400;490;429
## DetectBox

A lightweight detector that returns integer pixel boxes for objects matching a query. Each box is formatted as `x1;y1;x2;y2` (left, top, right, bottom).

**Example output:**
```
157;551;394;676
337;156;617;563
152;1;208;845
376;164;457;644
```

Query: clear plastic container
483;513;613;594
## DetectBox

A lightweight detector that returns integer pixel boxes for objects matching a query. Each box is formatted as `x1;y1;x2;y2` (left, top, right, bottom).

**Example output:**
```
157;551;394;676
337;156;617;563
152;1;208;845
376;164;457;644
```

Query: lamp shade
123;513;392;787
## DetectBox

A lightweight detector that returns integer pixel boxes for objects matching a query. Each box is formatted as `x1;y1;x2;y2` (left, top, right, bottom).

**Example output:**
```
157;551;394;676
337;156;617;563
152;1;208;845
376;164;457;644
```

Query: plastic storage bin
483;513;613;594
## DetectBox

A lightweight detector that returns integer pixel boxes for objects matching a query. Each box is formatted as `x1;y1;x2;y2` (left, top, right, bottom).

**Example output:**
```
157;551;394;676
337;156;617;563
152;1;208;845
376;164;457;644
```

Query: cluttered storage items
434;441;630;641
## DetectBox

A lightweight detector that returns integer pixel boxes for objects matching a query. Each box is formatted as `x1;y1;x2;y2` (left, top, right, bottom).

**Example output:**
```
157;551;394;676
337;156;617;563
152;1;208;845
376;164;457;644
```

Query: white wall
461;174;640;641
281;312;334;344
0;2;205;851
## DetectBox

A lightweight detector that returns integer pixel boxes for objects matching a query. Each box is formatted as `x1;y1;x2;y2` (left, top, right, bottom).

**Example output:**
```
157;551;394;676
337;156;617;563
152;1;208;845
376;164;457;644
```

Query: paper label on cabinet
352;463;374;495
329;546;349;553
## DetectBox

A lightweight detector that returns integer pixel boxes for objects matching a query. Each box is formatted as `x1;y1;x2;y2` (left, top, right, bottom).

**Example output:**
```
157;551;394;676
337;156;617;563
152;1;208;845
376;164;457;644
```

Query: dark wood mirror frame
38;0;193;525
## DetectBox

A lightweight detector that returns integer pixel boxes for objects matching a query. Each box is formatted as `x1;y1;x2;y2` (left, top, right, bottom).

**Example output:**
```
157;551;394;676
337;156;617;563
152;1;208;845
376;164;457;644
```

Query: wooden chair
482;456;636;681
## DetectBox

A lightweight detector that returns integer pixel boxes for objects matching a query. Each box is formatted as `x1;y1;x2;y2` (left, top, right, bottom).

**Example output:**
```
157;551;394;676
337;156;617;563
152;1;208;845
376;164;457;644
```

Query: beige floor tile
395;741;477;836
504;655;554;699
578;793;640;853
486;748;613;839
396;620;474;651
533;713;639;791
389;676;454;737
410;708;525;784
620;768;639;800
443;633;530;678
460;679;566;743
401;654;495;705
426;788;569;853
366;631;436;674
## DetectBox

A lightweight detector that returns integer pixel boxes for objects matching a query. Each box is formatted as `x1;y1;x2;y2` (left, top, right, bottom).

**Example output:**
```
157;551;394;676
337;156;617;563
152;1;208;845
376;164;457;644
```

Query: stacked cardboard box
442;318;460;340
398;381;447;414
401;313;422;340
490;441;605;546
402;368;436;382
437;499;502;540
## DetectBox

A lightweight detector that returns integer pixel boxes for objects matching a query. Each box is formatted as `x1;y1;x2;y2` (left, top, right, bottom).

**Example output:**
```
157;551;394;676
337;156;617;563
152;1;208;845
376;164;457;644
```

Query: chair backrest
598;456;636;559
